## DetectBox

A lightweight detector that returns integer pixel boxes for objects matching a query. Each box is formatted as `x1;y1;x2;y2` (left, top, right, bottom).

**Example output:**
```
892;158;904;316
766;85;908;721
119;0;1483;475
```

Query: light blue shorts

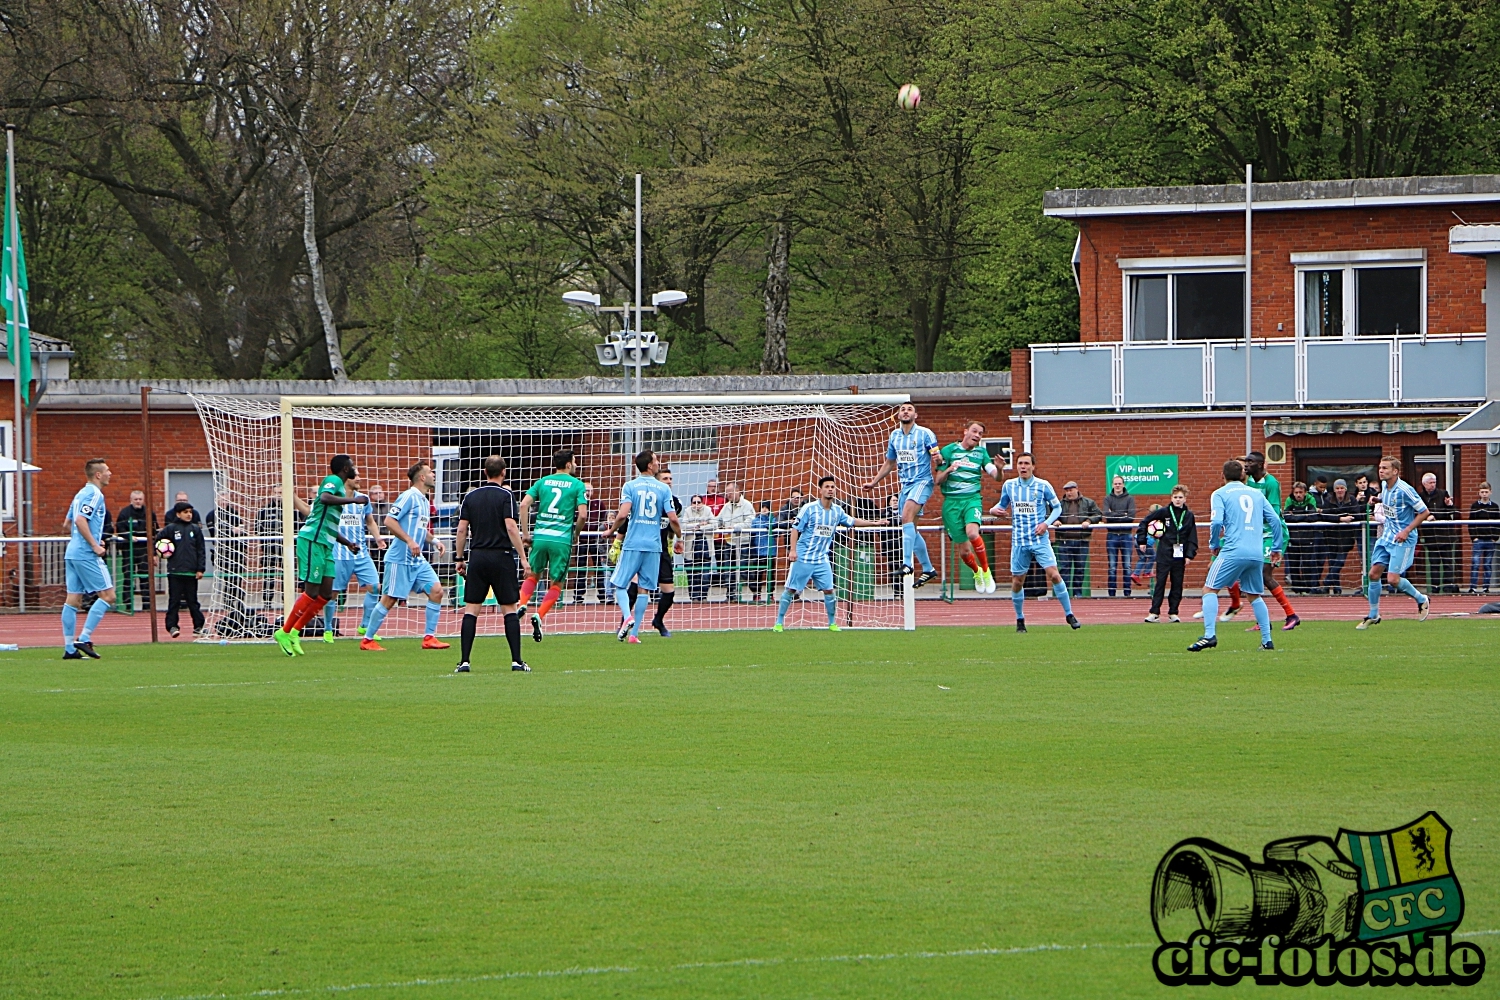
1205;554;1266;595
611;547;662;591
1010;537;1058;576
1371;537;1418;577
785;560;835;593
899;480;934;510
65;555;113;595
333;552;380;591
382;557;439;598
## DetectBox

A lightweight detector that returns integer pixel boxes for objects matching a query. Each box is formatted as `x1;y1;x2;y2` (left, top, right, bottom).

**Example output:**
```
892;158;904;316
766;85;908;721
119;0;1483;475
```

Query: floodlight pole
1244;162;1253;455
7;124;23;612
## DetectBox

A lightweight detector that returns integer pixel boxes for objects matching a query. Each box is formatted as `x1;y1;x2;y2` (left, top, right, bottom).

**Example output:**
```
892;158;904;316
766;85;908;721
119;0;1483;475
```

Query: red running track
2;593;1491;650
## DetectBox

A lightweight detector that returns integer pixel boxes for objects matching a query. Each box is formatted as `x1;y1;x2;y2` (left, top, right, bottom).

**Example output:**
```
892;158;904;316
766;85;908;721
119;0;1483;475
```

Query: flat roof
37;371;1012;410
1044;174;1500;219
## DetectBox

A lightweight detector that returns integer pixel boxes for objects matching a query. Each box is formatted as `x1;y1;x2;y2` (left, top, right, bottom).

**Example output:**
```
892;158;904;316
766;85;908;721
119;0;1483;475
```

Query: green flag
2;152;29;405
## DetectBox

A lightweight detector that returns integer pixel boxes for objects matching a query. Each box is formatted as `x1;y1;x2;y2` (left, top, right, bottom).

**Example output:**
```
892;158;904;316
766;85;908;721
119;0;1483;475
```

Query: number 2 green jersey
297;473;347;546
938;442;989;498
526;473;589;544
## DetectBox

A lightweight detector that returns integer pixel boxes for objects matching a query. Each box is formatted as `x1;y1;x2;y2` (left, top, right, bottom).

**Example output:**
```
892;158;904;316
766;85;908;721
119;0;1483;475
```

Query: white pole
903;565;916;630
1244;163;1253;455
635;173;643;397
7;125;23;611
280;398;296;620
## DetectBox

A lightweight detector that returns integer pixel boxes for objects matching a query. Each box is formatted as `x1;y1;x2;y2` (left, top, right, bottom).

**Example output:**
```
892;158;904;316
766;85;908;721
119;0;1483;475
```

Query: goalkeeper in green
934;421;1001;593
517;448;590;642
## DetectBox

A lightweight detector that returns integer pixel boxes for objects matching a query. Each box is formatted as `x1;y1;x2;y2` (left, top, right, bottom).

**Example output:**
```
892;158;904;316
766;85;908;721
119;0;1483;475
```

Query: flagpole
6;124;22;613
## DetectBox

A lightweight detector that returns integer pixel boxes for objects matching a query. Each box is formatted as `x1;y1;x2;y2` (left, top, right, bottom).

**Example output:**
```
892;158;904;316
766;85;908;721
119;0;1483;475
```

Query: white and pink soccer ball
897;84;921;110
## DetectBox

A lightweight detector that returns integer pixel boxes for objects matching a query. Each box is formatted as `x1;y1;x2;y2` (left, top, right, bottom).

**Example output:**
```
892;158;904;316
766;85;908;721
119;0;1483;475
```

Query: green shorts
528;540;573;582
942;496;984;544
295;536;336;584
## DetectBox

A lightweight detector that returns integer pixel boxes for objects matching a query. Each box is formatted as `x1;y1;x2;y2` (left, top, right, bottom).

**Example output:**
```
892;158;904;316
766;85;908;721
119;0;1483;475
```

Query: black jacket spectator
1056;495;1104;541
1470;498;1500;541
1136;505;1198;560
156;519;207;575
1102;490;1136;525
1320;492;1364;552
115;503;151;541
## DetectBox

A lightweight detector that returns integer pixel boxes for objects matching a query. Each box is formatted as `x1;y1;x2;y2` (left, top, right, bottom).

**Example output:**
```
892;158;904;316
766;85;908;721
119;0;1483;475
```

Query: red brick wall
1075;204;1500;342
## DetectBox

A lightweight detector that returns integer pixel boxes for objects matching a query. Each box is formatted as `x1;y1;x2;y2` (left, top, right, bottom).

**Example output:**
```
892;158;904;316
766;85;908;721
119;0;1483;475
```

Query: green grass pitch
2;619;1497;999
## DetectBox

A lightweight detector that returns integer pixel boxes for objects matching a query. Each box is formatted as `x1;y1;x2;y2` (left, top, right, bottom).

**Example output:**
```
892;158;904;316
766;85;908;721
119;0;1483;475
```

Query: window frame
1117;256;1246;343
1290;249;1426;339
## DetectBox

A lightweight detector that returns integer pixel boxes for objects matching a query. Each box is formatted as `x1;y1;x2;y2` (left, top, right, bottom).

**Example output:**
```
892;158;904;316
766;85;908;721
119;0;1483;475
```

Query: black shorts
658;550;675;586
464;548;520;606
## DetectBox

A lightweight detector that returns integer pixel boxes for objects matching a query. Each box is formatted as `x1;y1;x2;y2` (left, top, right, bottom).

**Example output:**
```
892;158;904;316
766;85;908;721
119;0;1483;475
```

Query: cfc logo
1151;812;1485;987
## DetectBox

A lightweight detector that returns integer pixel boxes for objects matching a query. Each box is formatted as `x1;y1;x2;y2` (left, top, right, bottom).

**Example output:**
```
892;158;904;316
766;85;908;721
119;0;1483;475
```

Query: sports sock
1270;584;1296;618
972;544;989;573
900;522;917;570
631;593;649;635
461;613;477;662
61;604;78;651
823;592;837;625
324;599;339;633
1227;582;1242;610
777;590;792;625
616;585;633;621
1201;593;1219;639
424;600;441;636
1396;577;1425;604
365;602;390;639
286;593;325;632
961;551;979;572
282;593;314;631
912;528;934;573
79;597;109;642
538;585;561;619
653;590;674;626
504;611;522;663
1052;581;1074;617
519;576;538;606
361;591;378;631
1368;578;1383;617
1252;597;1272;644
1011;588;1025;620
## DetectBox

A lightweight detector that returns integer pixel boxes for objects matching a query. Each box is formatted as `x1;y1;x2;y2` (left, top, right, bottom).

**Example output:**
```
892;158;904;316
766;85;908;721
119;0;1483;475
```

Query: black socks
653;590;674;626
461;613;477;662
504;612;522;664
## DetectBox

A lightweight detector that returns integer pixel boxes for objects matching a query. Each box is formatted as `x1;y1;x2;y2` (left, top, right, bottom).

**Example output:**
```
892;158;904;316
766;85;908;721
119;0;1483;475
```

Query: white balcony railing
1029;334;1485;411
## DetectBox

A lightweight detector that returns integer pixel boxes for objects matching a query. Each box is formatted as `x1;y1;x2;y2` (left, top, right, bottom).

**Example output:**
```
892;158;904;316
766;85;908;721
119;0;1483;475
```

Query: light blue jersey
1378;479;1427;544
996;475;1061;542
66;483;107;559
333;500;370;561
887;424;939;487
794;500;855;565
621;476;674;552
1209;481;1284;559
384;487;431;565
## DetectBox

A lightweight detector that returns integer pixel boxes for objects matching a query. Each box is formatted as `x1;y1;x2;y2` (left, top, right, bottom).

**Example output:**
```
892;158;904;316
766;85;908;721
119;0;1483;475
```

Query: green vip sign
1107;454;1179;495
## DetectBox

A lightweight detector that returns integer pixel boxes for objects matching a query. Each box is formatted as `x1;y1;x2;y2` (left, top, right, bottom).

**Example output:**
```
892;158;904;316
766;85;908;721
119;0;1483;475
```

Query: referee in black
453;454;529;672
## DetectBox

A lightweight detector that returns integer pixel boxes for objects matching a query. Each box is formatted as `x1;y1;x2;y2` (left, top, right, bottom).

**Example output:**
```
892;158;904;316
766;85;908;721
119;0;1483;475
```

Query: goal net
189;393;911;638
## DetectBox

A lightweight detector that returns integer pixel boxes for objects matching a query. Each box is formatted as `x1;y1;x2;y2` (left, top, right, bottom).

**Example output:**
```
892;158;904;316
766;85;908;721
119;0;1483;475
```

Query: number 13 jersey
620;476;675;553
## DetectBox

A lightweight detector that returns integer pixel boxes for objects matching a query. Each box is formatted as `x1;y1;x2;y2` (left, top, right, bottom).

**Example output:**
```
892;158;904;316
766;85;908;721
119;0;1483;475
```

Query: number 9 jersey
620;475;675;553
1209;481;1284;559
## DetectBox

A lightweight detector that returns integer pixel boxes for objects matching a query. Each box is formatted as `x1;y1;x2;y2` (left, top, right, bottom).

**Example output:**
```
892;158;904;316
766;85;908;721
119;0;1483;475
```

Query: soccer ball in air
897;84;921;110
155;538;175;557
1145;520;1166;540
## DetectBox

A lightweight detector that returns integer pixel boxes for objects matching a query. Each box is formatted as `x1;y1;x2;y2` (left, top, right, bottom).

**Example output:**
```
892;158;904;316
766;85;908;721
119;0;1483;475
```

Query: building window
1291;250;1425;338
1126;271;1244;342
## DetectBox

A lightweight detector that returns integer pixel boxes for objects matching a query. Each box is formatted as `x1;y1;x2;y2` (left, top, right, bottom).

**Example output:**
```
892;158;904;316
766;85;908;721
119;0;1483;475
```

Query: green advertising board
1106;454;1179;495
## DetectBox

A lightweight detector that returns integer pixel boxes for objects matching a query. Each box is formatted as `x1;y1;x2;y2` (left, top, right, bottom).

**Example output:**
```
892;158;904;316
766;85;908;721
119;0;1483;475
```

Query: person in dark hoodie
157;501;207;637
1136;485;1198;622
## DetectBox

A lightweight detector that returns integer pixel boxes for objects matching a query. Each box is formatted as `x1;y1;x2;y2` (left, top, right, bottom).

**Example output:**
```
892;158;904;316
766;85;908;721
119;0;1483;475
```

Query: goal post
193;392;916;638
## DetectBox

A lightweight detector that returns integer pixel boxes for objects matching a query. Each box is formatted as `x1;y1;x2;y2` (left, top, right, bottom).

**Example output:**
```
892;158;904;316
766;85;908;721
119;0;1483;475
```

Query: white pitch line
135;939;1154;1000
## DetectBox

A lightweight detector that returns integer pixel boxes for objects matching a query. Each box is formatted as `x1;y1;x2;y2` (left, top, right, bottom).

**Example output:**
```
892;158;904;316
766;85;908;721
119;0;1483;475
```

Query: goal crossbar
276;393;912;409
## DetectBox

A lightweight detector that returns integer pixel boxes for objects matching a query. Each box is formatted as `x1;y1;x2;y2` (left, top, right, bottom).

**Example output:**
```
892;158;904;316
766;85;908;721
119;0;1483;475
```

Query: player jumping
1358;455;1432;629
1188;459;1285;652
361;460;448;651
62;458;115;659
990;452;1080;632
275;455;368;656
773;475;884;631
322;480;384;641
517;448;589;642
863;402;940;588
935;420;1001;593
610;450;680;643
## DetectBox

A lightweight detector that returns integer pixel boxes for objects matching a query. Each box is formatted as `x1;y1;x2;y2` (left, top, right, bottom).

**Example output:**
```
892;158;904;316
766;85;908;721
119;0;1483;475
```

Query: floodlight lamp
651;290;688;308
563;290;602;311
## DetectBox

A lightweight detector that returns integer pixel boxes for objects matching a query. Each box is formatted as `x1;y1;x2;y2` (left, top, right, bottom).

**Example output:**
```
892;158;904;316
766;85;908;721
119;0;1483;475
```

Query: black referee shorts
463;549;520;606
657;550;675;587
